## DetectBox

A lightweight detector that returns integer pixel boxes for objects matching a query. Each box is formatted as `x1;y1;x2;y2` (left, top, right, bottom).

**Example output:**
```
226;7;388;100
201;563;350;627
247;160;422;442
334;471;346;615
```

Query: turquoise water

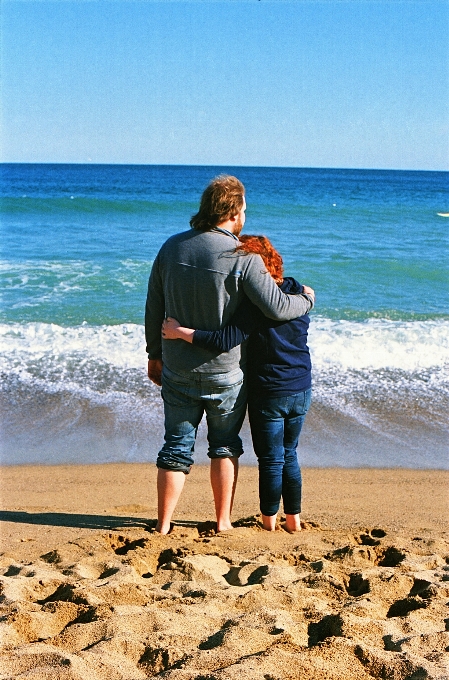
1;164;448;468
2;164;447;324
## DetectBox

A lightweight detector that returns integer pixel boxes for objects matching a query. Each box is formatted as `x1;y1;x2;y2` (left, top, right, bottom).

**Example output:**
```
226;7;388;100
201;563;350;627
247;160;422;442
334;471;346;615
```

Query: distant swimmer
437;212;449;217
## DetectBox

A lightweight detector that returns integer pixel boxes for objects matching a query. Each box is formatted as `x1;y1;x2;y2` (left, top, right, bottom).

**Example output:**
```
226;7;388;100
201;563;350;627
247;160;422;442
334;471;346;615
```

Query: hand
147;358;163;386
302;285;315;298
162;317;182;340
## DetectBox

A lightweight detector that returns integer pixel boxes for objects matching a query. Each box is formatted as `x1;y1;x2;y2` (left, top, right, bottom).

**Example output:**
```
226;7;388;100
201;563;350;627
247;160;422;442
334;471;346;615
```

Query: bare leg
284;513;302;533
155;469;186;534
261;513;277;531
210;457;238;532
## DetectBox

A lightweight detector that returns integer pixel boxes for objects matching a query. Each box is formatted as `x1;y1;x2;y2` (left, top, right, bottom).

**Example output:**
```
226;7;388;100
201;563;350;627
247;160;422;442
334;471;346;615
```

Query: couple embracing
145;175;314;535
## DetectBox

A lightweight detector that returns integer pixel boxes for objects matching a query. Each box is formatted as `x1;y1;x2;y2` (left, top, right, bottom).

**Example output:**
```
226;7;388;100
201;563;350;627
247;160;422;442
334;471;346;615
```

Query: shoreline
3;393;448;470
2;461;448;470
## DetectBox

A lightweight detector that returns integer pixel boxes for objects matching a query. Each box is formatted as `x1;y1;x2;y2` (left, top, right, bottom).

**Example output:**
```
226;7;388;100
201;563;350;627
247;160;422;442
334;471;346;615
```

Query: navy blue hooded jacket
193;277;311;398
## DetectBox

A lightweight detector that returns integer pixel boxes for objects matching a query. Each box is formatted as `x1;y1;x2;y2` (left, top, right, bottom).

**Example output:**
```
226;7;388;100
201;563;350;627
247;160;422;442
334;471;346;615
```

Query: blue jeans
248;388;311;516
157;366;247;474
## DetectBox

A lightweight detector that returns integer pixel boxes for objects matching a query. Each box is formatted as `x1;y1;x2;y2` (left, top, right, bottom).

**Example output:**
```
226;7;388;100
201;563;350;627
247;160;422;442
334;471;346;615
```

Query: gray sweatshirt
145;227;312;374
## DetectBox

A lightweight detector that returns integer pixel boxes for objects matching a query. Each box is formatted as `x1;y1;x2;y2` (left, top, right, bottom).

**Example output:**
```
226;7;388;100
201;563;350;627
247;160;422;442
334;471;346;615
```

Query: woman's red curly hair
236;235;284;285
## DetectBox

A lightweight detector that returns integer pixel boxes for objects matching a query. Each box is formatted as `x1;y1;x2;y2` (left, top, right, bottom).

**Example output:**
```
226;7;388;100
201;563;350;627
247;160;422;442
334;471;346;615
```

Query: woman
162;235;314;533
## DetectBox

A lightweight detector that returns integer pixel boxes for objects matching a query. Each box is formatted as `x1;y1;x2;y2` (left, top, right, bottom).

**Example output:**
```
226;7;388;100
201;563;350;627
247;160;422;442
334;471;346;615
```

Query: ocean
1;163;448;469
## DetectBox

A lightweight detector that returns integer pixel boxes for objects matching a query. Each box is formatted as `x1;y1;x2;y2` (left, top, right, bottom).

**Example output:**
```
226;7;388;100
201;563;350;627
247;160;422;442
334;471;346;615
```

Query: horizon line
1;161;447;173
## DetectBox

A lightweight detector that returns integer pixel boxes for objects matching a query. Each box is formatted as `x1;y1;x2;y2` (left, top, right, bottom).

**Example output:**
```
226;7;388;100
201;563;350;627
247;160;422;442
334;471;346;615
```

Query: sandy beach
1;463;448;679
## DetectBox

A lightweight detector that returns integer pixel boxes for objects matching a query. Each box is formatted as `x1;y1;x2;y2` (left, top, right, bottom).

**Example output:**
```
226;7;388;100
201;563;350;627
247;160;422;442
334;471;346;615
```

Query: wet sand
1;464;448;679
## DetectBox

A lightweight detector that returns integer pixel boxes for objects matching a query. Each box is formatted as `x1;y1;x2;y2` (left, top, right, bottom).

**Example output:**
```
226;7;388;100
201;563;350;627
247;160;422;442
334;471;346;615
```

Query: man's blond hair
190;175;245;231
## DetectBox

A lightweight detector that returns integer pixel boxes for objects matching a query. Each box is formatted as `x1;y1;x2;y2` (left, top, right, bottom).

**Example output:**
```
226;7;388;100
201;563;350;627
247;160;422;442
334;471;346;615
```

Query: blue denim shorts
157;366;247;474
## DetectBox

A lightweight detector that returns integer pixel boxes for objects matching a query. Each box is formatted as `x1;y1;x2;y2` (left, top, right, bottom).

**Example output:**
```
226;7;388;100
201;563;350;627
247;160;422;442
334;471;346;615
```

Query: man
145;175;312;534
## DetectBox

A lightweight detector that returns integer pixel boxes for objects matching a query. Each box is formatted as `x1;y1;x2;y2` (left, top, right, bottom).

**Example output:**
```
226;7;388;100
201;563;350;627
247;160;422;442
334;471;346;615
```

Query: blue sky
2;0;448;170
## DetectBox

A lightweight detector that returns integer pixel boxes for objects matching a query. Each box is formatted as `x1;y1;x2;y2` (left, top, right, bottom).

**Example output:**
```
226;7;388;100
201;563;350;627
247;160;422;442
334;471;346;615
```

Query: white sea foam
1;318;448;374
310;316;449;371
0;322;146;371
2;322;448;469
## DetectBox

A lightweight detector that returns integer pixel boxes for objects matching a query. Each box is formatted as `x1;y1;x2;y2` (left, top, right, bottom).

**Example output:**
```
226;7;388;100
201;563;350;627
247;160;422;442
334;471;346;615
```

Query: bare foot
283;514;302;533
261;514;277;531
216;521;233;532
155;521;173;535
